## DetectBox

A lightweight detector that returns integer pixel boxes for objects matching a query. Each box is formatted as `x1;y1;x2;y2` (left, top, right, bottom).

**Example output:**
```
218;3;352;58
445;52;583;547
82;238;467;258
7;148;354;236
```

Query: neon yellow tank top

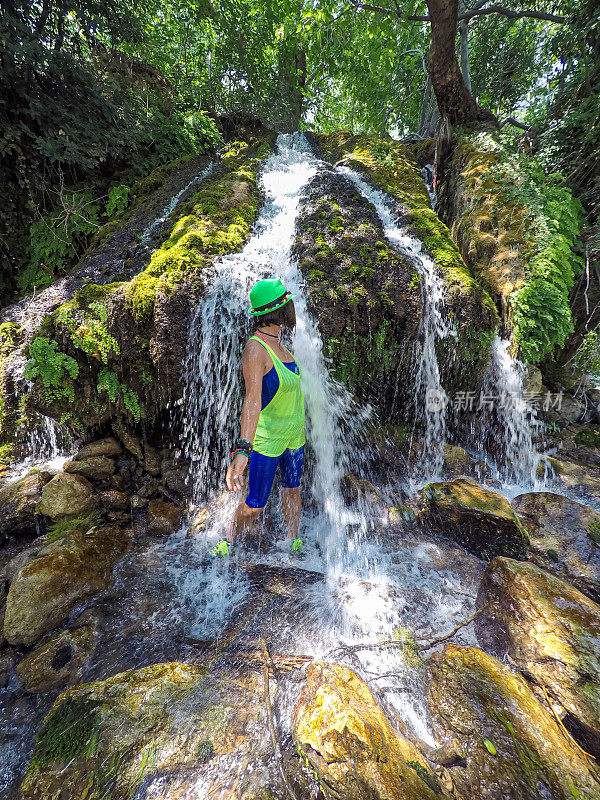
250;335;306;457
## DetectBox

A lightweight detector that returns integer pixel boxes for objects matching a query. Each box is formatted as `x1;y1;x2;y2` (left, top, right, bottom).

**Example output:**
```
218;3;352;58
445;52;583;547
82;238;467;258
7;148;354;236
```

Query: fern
106;184;130;217
24;337;79;403
56;302;119;364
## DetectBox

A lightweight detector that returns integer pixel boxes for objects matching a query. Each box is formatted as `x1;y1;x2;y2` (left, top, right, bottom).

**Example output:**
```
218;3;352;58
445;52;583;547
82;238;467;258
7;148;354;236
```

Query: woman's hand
226;453;249;491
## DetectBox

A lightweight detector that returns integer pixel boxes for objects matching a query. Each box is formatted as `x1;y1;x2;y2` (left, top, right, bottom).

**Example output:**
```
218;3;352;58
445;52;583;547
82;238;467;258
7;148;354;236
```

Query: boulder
543;456;600;504
16;625;96;693
21;662;272;800
36;472;97;519
96;490;129;511
292;660;451;800
0;471;53;539
143;445;162;476
3;524;129;646
476;556;600;758
427;644;600;800
420;477;529;560
443;444;475;475
146;499;182;536
72;437;122;460
63;456;115;481
512;491;600;602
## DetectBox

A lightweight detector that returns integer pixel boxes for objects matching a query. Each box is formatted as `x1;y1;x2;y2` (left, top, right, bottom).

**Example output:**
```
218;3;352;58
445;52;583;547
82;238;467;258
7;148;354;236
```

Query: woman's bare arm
226;340;266;491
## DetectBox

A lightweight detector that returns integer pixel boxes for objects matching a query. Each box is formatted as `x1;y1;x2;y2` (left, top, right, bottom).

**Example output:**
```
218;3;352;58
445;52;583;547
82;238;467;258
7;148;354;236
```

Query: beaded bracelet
228;437;253;464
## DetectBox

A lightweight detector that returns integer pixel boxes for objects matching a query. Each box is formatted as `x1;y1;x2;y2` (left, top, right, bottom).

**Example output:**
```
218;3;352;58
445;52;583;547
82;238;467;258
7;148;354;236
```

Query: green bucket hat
248;277;295;316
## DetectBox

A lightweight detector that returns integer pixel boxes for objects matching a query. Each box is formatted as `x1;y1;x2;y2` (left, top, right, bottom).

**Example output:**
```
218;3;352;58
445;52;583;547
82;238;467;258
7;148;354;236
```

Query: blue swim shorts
245;445;305;509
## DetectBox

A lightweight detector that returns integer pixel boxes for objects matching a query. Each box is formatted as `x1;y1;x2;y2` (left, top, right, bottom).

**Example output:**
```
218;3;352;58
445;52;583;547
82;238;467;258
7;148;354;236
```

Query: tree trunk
458;0;471;92
424;0;496;127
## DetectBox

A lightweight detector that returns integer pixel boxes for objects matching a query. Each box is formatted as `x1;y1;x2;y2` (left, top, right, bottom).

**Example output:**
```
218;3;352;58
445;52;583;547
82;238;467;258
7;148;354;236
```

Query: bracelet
229;438;253;464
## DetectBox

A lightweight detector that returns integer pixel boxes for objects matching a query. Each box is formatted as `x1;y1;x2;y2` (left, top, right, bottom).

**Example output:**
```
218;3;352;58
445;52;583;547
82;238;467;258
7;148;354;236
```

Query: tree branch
499;116;535;131
349;0;566;23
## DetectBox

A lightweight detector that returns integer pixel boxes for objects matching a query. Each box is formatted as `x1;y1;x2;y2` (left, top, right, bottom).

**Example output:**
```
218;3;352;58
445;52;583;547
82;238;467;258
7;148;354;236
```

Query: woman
207;277;306;559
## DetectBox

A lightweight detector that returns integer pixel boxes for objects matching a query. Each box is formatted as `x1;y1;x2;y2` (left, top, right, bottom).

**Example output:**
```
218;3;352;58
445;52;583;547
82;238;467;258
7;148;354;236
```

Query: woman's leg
279;446;304;539
229;450;279;543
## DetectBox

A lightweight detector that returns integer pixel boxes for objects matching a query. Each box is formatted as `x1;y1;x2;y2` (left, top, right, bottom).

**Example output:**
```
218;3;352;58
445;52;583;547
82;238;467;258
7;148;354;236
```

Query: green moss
46;510;104;543
406;760;442;793
28;697;101;773
315;131;500;333
574;428;600;449
587;519;600;544
125;141;271;322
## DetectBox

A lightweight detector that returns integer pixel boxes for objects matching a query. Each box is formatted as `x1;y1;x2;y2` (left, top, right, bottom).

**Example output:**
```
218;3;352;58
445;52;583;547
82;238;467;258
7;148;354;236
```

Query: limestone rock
146;499;182;536
73;437;122;460
63;455;115;481
476;556;600;757
3;524;129;646
21;662;271;800
512;491;600;602
16;625;96;693
427;644;600;800
292;660;451;800
36;472;97;519
421;477;528;560
0;471;53;539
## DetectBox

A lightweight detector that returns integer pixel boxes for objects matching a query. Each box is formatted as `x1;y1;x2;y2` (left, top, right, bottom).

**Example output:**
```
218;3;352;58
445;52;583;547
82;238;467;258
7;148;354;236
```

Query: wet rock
443;444;475;475
161;457;192;496
420;477;529;560
512;491;600;602
3;524;129;646
130;494;148;509
292;660;451;800
21;662;271;800
72;437;122;460
113;422;144;461
137;477;160;498
146;499;182;536
96;489;130;511
0;647;15;688
63;456;116;482
543;457;600;504
0;471;53;539
36;472;98;519
143;445;162;476
476;556;600;758
15;625;96;693
427;644;600;800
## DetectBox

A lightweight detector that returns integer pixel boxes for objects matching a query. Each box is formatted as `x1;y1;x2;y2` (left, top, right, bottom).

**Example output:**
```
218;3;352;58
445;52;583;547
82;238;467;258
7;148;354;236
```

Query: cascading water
476;335;546;489
338;167;456;482
178;133;374;578
139;162;216;245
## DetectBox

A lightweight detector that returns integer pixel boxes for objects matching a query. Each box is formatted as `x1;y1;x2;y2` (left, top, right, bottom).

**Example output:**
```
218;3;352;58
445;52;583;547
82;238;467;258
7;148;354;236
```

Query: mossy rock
427;644;600;800
292;660;452;800
311;131;499;405
476;556;600;760
22;662;271;800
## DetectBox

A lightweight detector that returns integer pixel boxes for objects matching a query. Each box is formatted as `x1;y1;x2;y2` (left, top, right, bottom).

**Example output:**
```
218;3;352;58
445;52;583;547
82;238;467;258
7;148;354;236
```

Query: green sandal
203;538;235;564
291;536;304;555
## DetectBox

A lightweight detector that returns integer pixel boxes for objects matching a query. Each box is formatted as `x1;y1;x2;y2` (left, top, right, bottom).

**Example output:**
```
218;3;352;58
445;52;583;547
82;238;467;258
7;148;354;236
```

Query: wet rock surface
427;644;600;800
293;660;451;800
512;491;600;601
3;524;130;646
420;477;529;560
0;471;52;542
476;556;600;759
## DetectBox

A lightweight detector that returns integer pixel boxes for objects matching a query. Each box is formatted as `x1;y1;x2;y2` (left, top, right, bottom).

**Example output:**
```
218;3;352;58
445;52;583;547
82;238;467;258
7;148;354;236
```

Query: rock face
0;471;52;541
544;456;600;504
3;524;129;646
427;644;600;800
293;167;422;416
421;477;529;560
15;625;96;693
310;131;499;409
36;471;98;519
292;661;450;800
512;491;600;601
476;557;600;757
21;662;271;800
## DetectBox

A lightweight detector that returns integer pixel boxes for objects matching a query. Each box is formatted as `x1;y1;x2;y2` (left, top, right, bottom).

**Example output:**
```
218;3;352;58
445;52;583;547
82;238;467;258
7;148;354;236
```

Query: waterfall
478;335;545;488
338;167;456;481
139;162;216;245
178;133;374;576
